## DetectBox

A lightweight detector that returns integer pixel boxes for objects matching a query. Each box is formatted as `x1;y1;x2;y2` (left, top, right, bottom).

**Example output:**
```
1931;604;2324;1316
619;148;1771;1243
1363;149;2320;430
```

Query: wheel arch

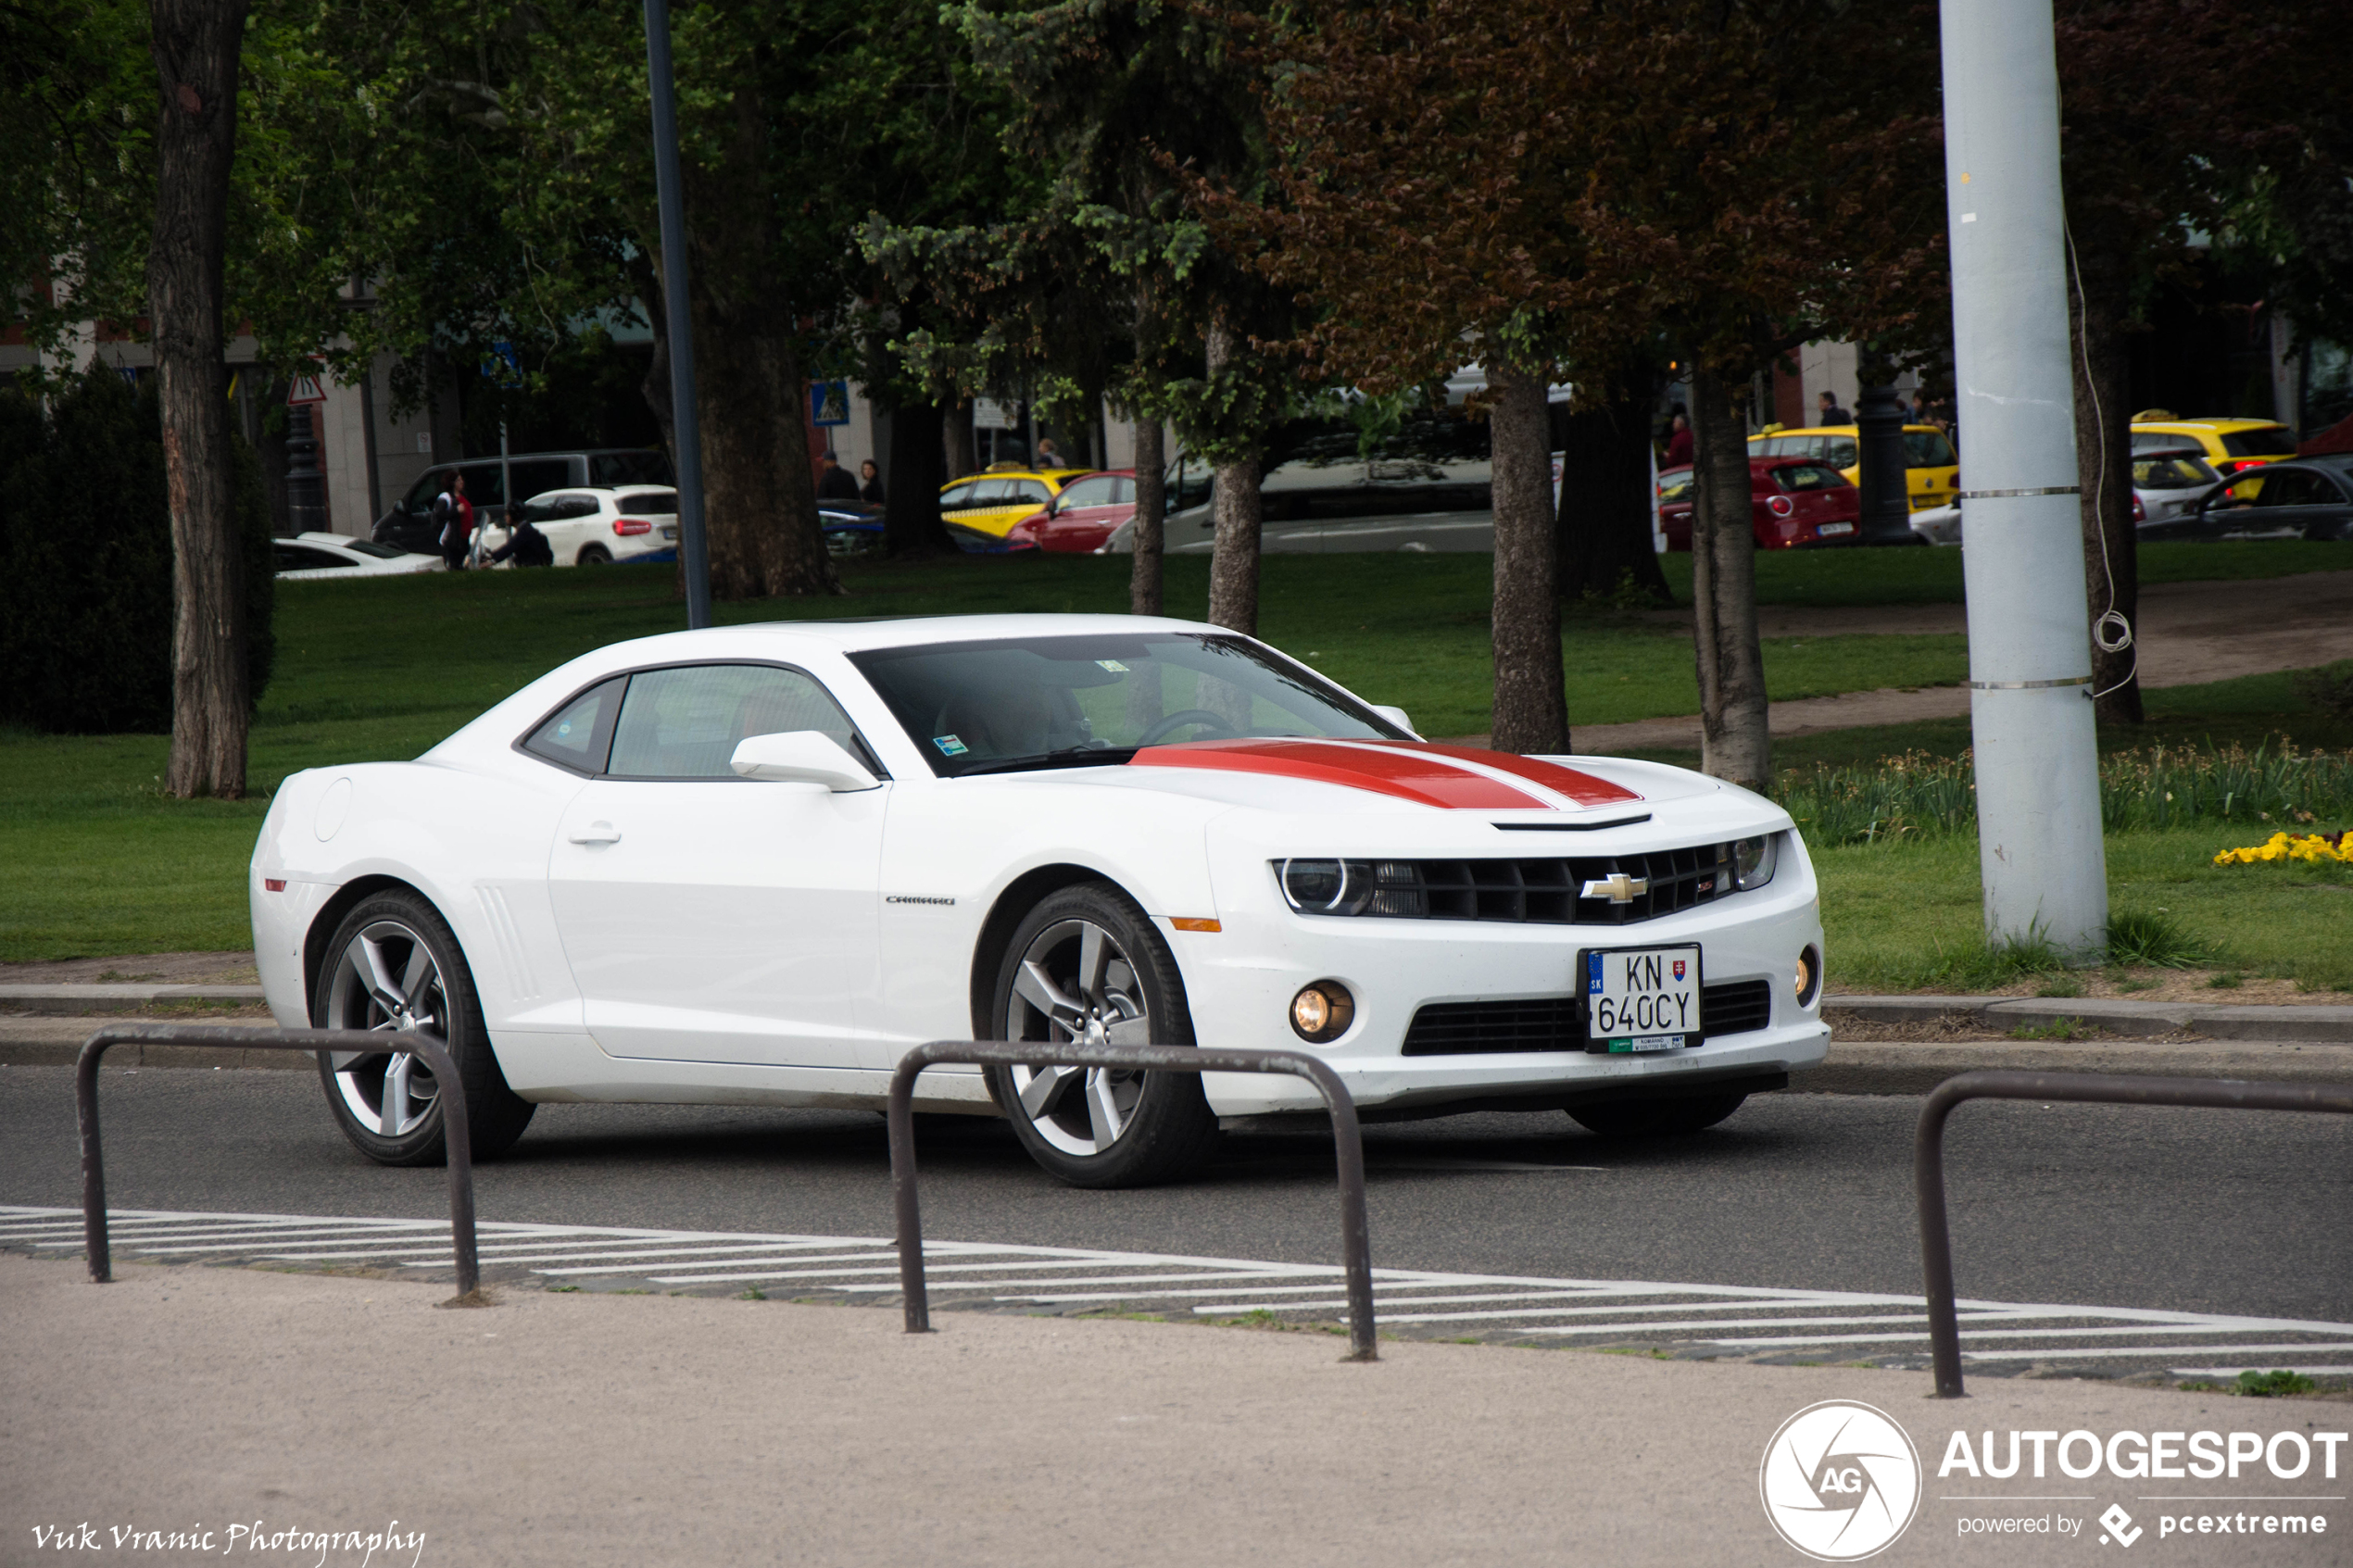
302;874;441;1015
968;861;1183;1039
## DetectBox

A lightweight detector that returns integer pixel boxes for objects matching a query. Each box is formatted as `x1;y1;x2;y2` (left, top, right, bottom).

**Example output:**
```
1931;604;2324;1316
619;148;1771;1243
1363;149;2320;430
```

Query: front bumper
1174;849;1828;1119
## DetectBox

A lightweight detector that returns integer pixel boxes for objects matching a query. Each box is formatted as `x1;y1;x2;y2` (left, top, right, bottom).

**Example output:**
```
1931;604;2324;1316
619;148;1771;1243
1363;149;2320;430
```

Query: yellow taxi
2128;413;2296;478
938;463;1093;539
1746;425;1960;512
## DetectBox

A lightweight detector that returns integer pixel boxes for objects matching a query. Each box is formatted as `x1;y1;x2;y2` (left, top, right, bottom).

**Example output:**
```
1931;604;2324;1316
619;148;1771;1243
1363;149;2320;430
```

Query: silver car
2132;444;2224;538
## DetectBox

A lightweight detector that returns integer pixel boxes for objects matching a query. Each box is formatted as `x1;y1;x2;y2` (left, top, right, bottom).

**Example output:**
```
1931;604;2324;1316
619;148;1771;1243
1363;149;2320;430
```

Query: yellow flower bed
2212;830;2353;866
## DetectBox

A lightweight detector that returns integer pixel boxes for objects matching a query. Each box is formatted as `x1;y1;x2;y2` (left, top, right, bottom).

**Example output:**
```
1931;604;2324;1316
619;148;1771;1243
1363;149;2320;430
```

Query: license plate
1583;946;1702;1053
1818;521;1856;535
661;524;679;540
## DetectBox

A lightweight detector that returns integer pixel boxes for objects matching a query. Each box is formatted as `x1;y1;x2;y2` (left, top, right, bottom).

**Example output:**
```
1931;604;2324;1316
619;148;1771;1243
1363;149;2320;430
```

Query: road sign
483;340;524;389
286;373;326;406
972;395;1014;430
811;379;850;426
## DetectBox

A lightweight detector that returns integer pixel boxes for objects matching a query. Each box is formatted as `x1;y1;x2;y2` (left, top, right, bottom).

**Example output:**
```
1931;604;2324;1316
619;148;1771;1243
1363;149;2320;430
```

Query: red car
1004;470;1136;553
1656;458;1861;550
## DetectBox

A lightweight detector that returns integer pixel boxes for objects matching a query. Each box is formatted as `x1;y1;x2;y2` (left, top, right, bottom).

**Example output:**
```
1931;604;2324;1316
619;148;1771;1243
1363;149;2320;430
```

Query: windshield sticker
933;734;969;757
1095;659;1129;672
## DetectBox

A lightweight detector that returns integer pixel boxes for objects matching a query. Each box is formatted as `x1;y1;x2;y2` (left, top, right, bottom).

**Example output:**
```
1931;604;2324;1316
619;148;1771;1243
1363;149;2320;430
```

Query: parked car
2129;416;2296;478
272;533;443;581
253;613;1829;1185
372;448;673;555
1908;503;1962;546
1655;459;1863;551
1005;470;1138;552
1746;424;1960;513
937;464;1093;540
2194;455;2353;540
2131;445;2225;538
472;487;679;567
824;502;1042;558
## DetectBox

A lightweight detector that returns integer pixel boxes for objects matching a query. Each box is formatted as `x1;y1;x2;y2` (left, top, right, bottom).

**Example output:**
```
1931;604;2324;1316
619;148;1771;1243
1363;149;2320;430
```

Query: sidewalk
4;1251;2341;1567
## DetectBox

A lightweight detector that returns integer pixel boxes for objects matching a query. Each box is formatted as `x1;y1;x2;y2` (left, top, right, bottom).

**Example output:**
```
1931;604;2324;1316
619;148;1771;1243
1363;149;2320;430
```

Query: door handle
568;822;622;845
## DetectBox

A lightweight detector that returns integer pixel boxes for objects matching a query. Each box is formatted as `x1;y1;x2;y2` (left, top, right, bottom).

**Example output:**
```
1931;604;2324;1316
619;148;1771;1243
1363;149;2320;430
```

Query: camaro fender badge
886;895;956;907
1579;872;1649;904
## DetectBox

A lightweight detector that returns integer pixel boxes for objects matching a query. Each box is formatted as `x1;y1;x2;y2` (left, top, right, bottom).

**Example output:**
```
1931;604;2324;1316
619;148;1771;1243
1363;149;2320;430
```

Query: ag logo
1759;1400;1923;1561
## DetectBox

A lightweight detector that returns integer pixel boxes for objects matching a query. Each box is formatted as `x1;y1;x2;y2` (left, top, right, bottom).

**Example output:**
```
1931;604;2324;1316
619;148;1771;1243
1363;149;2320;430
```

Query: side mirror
729;731;880;792
1370;704;1419;738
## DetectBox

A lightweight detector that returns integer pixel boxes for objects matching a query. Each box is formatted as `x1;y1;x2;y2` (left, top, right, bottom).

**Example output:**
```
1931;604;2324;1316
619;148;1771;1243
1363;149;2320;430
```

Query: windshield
849;633;1405;777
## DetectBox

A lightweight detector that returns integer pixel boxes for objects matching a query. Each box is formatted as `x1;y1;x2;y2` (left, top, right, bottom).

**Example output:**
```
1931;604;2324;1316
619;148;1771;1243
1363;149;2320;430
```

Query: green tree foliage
0;372;272;734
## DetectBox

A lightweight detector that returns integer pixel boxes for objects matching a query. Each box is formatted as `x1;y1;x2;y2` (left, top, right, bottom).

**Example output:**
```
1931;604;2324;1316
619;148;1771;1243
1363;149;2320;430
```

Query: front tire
312;890;535;1166
1567;1092;1748;1138
985;883;1219;1188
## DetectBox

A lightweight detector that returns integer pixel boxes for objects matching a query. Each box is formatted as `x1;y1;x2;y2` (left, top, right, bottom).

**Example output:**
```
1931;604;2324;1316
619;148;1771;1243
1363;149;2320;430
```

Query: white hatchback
475;487;679;567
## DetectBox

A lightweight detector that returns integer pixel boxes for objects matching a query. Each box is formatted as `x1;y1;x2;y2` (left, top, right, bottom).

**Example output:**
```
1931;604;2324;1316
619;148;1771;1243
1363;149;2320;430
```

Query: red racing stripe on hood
1385;742;1642;808
1126;739;1551;809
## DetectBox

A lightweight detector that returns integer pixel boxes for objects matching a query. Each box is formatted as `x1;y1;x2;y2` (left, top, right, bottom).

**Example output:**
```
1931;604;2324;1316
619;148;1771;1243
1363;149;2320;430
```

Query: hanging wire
2064;218;2138;697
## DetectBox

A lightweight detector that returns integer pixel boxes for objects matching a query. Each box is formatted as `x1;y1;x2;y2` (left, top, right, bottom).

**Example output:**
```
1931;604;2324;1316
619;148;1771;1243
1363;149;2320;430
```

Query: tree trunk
943;400;975;480
678;77;834;599
1688;365;1770;788
1487;358;1568;752
883;398;957;558
1128;415;1164;616
2070;268;2142;723
1203;315;1260;633
150;0;250;799
1557;395;1671;603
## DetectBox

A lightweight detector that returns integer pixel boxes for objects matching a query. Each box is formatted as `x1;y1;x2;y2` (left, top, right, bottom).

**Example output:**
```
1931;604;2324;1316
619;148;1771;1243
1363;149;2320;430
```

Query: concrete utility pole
643;0;712;631
1941;0;2109;954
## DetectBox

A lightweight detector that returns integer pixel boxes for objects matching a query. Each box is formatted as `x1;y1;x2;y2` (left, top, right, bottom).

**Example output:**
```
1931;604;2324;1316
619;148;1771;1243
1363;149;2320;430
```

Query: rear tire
311;890;535;1166
1567;1092;1748;1138
984;882;1219;1188
577;544;611;565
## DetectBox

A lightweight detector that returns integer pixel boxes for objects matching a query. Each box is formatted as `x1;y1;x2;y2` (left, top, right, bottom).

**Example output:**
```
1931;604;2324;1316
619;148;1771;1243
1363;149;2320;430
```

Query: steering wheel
1137;709;1240;746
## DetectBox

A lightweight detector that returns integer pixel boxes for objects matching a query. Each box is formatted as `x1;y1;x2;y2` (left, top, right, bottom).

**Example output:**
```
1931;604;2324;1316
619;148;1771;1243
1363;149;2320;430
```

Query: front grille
1399;978;1777;1056
1339;845;1732;926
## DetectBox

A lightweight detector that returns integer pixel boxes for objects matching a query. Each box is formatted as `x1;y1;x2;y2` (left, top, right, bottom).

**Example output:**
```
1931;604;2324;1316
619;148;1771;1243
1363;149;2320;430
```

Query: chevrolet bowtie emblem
1580;872;1649;903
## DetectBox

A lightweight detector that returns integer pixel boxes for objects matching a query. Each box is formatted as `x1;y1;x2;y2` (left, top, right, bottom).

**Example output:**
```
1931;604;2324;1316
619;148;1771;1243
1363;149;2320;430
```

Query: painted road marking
7;1204;2348;1382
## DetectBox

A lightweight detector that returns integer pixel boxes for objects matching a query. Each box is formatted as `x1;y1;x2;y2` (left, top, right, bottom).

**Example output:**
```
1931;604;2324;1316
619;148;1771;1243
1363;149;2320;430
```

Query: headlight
1276;859;1427;917
1730;834;1779;891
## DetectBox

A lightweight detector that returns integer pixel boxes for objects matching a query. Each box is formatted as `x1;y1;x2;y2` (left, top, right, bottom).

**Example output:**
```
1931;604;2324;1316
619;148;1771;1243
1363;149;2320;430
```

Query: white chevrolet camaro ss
252;614;1830;1186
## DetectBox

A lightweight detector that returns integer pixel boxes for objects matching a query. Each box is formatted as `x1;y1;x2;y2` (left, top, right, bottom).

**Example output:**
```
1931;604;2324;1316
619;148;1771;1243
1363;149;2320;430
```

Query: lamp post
643;0;711;631
1942;0;2108;954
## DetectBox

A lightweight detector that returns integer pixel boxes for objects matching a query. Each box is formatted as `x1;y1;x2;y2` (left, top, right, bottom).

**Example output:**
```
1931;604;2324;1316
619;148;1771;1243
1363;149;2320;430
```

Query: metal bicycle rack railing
75;1023;482;1298
888;1040;1379;1361
1916;1069;2353;1399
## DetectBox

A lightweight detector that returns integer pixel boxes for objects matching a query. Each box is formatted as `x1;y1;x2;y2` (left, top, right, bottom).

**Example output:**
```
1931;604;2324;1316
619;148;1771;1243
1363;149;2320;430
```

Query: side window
939;482;980;509
590;451;673;487
2256;471;2320;508
1015;480;1052;505
404;470;450;518
606;665;861;780
522;675;627;773
1056;476;1115;509
1657;470;1695;503
509;460;572;505
517;495;566;524
460;463;506;507
556;494;601;519
275;544;350;570
1823;437;1859;468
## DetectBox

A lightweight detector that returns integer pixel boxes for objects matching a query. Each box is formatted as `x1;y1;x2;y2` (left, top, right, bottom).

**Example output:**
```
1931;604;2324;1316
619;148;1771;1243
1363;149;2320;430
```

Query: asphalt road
6;1065;2347;1325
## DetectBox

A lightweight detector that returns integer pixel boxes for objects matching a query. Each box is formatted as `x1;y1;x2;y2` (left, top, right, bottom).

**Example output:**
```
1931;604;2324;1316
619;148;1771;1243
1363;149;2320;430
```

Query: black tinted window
589;451;673;487
275;544;350;571
459;463;506;506
509;459;572;504
2221;428;2296;458
522;676;626;772
616;490;678;514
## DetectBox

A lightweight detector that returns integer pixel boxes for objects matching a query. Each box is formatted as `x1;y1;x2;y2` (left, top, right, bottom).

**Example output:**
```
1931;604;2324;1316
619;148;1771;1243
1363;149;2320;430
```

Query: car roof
587;612;1230;663
942;469;1089;487
292;532;361;548
2129;418;2288;433
1749;424;1946;438
1659;458;1839;477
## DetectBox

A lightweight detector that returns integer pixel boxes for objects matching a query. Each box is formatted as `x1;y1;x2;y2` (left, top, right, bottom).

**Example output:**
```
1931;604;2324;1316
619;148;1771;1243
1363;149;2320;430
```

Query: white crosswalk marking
7;1204;2348;1383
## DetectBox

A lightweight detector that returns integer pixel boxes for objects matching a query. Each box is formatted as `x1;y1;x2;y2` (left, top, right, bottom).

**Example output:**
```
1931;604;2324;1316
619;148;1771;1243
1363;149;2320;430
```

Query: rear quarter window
522;676;627;773
2221;427;2296;458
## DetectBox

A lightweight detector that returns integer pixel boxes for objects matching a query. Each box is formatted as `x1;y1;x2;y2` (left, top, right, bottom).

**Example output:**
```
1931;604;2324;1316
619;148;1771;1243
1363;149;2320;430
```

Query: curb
1824;991;2353;1043
1793;1037;2353;1096
0;983;267;1015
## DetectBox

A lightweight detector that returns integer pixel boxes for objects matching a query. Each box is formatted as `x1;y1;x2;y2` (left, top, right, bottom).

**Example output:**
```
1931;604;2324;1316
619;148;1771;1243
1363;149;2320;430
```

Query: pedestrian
485;514;554;568
1817;389;1854;426
1036;436;1063;469
1906;390;1927;424
859;458;886;506
1664;412;1693;468
816;451;862;501
434;471;475;571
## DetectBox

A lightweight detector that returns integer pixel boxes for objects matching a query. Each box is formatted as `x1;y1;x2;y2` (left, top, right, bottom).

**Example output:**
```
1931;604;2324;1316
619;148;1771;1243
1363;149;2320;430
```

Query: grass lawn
1817;828;2353;996
3;541;2344;963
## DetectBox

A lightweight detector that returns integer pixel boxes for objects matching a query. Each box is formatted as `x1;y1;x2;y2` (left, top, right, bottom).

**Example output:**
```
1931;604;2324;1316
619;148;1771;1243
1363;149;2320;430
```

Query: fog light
1795;946;1822;1008
1290;981;1354;1043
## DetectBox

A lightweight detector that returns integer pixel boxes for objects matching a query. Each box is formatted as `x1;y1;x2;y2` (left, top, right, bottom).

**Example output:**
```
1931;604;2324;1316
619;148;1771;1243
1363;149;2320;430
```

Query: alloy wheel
1003;918;1153;1156
321;920;447;1137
